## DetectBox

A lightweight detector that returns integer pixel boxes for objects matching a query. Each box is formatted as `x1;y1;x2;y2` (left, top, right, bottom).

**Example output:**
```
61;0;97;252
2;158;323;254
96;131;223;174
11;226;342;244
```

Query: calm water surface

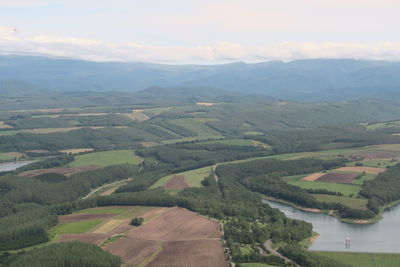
0;161;34;172
263;199;400;253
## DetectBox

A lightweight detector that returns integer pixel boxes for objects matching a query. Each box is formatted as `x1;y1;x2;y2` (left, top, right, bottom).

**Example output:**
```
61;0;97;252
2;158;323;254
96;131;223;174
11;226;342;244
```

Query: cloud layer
1;26;400;63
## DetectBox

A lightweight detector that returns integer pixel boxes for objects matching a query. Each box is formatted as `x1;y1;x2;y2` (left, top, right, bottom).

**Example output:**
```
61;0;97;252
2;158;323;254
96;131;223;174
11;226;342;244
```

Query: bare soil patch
107;221;132;236
20;165;100;177
147;239;228;267
0;121;12;129
335;166;385;174
38;108;65;113
163;175;189;190
105;238;160;266
302;172;325;181
129;207;220;241
124;111;150;122
58;233;107;245
60;148;94;154
140;141;160;148
316;172;360;183
58;213;116;224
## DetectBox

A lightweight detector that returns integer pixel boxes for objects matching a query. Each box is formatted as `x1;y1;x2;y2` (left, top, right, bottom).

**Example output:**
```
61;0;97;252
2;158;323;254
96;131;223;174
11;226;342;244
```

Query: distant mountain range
1;55;400;101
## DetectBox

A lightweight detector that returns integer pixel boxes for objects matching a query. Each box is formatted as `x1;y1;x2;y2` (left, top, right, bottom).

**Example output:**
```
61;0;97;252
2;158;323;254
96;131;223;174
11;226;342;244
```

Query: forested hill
1;55;400;101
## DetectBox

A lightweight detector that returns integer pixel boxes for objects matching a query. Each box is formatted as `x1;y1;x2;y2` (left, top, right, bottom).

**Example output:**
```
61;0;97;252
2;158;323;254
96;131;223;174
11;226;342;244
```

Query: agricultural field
288;179;361;196
122;110;150;121
150;166;212;190
53;206;228;267
70;150;142;167
312;251;400;267
366;120;400;130
202;138;255;146
60;148;94;154
19;166;100;177
169;118;221;136
0;127;96;136
0;121;12;128
0;152;24;161
312;194;368;210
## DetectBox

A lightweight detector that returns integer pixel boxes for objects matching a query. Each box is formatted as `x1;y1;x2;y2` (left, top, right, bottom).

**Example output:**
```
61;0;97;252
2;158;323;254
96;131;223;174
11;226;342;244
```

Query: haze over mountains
1;55;400;101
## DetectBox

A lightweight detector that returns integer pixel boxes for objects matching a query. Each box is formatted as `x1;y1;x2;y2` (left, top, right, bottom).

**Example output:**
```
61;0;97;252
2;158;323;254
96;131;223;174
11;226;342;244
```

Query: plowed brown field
147;240;228;267
302;172;325;181
58;233;107;245
105;238;160;266
163;175;189;190
20;165;100;177
129;207;220;241
316;172;360;183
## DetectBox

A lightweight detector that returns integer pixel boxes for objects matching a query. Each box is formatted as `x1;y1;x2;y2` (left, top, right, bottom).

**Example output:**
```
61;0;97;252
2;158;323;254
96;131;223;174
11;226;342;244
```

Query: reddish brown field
19;165;100;177
163;175;189;190
335;166;385;174
107;221;132;236
105;238;160;266
129;207;220;241
316;172;360;183
147;240;228;267
58;213;116;224
58;233;107;245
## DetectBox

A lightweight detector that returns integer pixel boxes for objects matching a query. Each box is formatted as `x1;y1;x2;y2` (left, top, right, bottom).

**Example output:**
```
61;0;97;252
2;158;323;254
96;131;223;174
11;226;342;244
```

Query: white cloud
1;30;400;63
0;26;18;40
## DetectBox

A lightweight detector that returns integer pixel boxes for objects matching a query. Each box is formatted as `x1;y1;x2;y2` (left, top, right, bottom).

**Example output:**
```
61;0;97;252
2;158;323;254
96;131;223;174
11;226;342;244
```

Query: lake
263;199;400;253
0;161;35;172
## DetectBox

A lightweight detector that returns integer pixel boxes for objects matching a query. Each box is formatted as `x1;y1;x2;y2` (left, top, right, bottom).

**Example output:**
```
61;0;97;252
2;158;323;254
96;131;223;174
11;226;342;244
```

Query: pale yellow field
60;148;95;154
0;121;12;129
302;172;325;181
123;111;150;121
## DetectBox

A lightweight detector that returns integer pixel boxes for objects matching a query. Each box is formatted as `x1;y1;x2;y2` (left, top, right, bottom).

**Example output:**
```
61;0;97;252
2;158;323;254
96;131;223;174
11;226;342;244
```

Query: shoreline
262;196;385;225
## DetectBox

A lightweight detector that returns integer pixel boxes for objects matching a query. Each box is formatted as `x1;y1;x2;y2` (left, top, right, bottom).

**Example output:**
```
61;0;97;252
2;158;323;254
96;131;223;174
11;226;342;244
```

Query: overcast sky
1;0;400;63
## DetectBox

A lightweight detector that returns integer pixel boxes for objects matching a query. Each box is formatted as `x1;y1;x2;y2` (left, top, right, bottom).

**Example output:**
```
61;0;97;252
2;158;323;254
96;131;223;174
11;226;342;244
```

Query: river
263;199;400;253
0;161;35;172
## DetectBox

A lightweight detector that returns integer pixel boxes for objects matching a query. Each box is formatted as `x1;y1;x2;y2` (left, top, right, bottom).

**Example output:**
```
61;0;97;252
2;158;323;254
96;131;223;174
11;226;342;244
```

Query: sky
0;0;400;63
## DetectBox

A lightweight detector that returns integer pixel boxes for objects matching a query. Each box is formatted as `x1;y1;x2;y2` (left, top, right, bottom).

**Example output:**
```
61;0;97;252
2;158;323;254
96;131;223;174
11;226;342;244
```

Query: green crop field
161;136;224;144
50;220;103;235
70;150;141;167
169;118;221;136
366;120;400;130
312;251;400;267
151;166;212;189
202;139;255;146
0;153;13;160
312;194;368;210
288;180;361;196
73;208;129;214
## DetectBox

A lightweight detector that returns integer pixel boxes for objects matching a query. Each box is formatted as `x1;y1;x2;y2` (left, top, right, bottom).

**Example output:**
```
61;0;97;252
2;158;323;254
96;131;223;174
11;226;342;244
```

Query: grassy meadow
70;150;141;167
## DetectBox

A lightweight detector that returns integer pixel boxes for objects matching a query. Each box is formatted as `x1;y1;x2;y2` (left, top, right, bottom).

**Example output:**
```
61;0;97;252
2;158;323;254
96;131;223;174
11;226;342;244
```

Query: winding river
263;199;400;253
0;161;35;172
